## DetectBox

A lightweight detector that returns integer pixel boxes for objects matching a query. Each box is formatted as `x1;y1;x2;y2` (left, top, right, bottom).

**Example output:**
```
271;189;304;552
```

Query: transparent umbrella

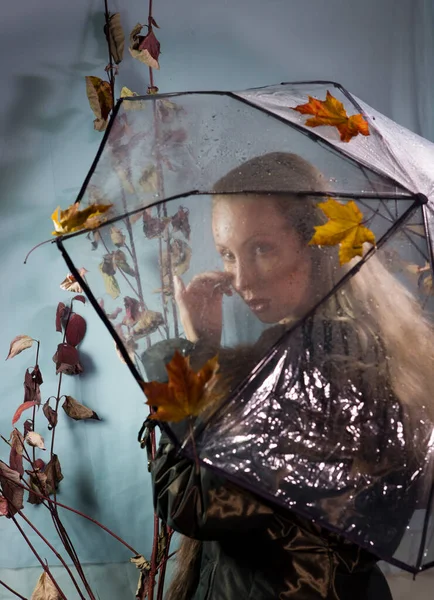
55;81;434;574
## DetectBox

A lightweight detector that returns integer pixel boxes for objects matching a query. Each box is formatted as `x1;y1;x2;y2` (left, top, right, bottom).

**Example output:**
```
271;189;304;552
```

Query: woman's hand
174;272;233;346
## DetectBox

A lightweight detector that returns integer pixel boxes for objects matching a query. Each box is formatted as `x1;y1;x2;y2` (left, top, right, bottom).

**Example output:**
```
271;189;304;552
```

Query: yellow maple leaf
51;202;112;236
142;351;219;422
292;91;370;142
309;199;376;265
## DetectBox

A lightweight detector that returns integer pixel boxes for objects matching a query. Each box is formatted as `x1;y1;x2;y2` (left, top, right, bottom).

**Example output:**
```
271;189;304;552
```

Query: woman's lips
244;298;271;314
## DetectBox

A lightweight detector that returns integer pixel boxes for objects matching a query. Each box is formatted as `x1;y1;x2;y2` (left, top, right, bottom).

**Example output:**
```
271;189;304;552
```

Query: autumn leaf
113;249;136;276
62;396;100;421
309;198;376;265
55;302;68;332
0;496;8;517
12;401;38;426
132;310;164;338
30;572;61;600
162;239;192;276
25;432;46;450
129;23;161;69
52;343;84;376
23;366;43;405
6;335;34;360
110;226;126;247
65;313;87;347
85;76;114;131
43;400;58;431
99;263;121;299
60;274;82;293
292;91;370;143
9;430;24;476
104;12;125;64
142;351;219;422
123;296;142;326
0;461;23;517
139;165;158;192
45;455;63;495
143;209;169;238
51;202;112;236
171;206;191;240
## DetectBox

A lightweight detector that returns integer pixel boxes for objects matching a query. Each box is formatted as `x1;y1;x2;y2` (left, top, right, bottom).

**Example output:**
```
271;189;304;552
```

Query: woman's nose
233;260;255;292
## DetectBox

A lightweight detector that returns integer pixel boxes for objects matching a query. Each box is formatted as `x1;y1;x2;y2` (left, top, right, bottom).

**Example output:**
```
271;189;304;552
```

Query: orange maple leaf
142;351;219;422
292;91;370;142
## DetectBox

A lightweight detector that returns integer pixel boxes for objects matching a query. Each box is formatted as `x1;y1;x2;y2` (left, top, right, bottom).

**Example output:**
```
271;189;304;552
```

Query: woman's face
212;195;313;323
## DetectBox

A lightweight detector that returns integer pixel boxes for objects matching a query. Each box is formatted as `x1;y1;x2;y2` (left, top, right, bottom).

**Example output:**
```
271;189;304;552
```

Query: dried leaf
52;202;112;236
164;239;192;276
0;461;24;516
45;455;63;495
24;367;42;405
156;527;168;565
99;263;121;299
142;351;220;422
129;24;160;69
9;430;24;476
139;165;158;192
143;209;169;238
52;343;83;376
158;99;184;123
309;198;376;265
292;91;370;143
56;302;67;332
43;401;58;431
87;230;101;250
104;12;125;64
131;555;151;599
30;572;61;600
132;310;164;338
73;295;86;304
27;470;47;505
123;297;142;326
6;335;33;360
26;432;46;450
110;226;126;247
65;313;87;347
12;402;38;426
121;86;139;98
107;306;123;320
62;396;100;421
113;249;136;276
60;274;82;293
101;253;116;275
0;496;8;516
85;76;114;132
171;206;191;240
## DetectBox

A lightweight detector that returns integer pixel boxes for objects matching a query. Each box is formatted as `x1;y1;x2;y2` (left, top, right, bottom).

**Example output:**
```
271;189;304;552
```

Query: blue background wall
0;0;433;597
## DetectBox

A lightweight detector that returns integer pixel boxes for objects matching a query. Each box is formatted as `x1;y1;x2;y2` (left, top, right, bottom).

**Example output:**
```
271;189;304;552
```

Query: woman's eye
220;250;235;262
254;244;273;256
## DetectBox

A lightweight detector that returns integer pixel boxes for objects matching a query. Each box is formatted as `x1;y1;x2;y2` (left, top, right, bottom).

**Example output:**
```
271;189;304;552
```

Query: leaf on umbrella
123;297;142;326
132;311;164;338
292;91;370;143
142;351;220;422
52;343;84;376
139;165;158;193
143;209;169;238
60;273;82;293
9;430;24;476
129;23;160;69
309;198;376;265
43;401;58;431
104;12;125;64
6;335;33;360
12;402;38;426
0;461;24;516
171;206;191;240
85;76;114;132
52;202;112;236
62;396;100;421
65;314;87;347
163;239;192;276
158;99;184;123
99;263;121;299
110;226;126;247
113;249;136;276
45;455;63;495
30;572;62;600
0;495;8;516
107;306;123;320
24;367;43;405
26;432;46;450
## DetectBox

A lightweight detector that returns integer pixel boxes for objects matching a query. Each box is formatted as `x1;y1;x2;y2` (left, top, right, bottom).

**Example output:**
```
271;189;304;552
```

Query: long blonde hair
213;152;434;431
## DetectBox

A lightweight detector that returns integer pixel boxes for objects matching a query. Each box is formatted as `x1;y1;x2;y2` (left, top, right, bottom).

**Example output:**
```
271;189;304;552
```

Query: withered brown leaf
104;12;125;64
143;209;169;238
123;297;142;326
113;249;136;276
6;335;34;360
85;76;114;132
139;165;158;192
65;313;87;347
62;396;100;421
0;461;24;517
171;206;191;240
30;572;62;600
43;401;58;431
53;343;84;376
132;310;164;338
110;226;126;247
45;455;63;495
9;430;24;476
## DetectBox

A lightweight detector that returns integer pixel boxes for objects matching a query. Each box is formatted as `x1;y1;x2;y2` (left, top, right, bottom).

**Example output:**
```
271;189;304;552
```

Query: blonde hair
212;152;434;434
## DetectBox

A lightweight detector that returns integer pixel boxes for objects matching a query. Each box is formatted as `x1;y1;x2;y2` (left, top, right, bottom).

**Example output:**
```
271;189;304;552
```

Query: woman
152;153;434;599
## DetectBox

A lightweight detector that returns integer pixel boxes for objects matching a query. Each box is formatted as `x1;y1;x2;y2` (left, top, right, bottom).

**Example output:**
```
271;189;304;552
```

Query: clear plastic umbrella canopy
56;82;434;574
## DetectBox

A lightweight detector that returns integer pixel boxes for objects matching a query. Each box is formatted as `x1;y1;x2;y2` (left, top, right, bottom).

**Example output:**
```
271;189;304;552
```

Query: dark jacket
152;435;393;599
151;319;420;599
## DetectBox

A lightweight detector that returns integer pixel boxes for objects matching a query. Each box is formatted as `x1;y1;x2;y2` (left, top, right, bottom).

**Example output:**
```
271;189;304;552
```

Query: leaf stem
0;579;28;600
103;0;115;105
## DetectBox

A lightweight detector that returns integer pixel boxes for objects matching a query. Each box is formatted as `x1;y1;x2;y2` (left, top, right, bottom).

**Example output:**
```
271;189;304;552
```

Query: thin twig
0;579;28;600
11;515;67;600
104;0;115;104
